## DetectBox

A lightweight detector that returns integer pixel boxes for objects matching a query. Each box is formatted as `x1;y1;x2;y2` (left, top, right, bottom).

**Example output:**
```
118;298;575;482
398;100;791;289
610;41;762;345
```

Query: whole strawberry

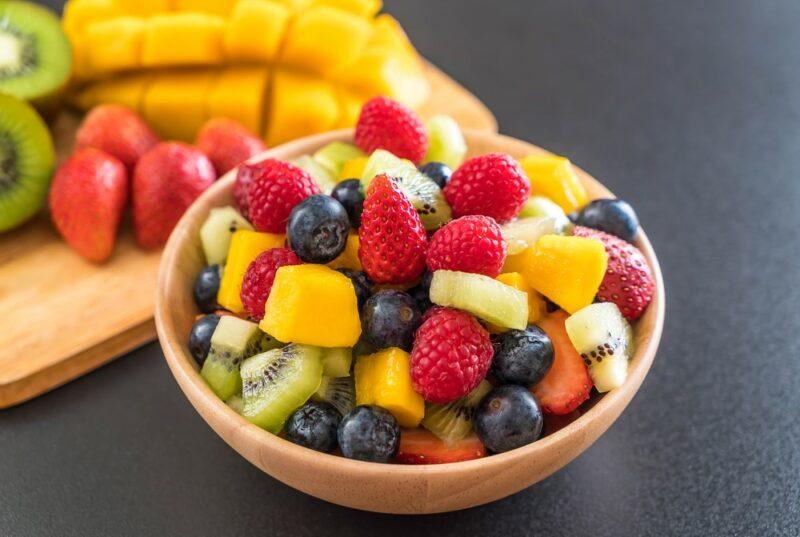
245;159;320;233
355;96;428;164
75;105;159;169
358;174;427;284
572;226;654;320
410;307;493;403
444;153;530;223
196;118;266;175
240;248;302;320
49;148;128;262
132;142;216;249
427;215;506;277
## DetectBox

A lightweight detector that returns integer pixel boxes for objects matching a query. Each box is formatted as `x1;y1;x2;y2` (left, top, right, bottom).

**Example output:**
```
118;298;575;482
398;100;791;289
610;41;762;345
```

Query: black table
5;1;799;535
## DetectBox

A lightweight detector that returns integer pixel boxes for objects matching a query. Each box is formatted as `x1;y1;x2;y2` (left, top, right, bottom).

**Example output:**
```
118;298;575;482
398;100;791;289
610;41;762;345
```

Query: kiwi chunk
0;2;71;102
291;155;338;194
199;206;253;265
422;380;492;444
423;115;467;169
312;376;355;416
312;141;365;176
322;347;353;377
241;344;323;433
0;93;55;232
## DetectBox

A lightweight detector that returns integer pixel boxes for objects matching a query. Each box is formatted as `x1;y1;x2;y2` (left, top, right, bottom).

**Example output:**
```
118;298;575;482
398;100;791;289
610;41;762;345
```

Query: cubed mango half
224;0;290;63
141;13;225;67
355;348;424;428
266;70;340;146
85;17;145;74
217;230;286;312
206;67;270;135
142;70;217;141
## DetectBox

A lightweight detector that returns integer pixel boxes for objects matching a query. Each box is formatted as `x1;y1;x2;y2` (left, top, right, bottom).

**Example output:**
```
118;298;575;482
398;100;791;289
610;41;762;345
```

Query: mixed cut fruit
188;96;656;463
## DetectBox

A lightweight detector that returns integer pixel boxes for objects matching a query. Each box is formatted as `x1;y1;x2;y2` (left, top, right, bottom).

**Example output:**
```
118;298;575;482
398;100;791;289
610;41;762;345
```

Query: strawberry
531;311;593;415
426;215;506;277
245;159;320;233
444;153;530;223
196;118;266;175
75;105;159;169
572;226;655;320
49;148;128;263
395;429;486;464
358;174;427;284
355;96;428;164
410;307;493;403
132;142;216;249
240;248;302;320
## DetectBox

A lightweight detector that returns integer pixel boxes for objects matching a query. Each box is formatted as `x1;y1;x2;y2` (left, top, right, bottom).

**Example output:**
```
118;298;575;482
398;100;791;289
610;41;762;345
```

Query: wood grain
0;62;497;409
156;129;665;514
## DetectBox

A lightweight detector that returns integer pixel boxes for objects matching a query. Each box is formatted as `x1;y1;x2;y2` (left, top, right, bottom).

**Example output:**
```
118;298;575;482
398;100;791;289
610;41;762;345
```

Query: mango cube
272;0;312;10
355;348;424;427
173;0;233;16
224;0;290;63
327;233;361;271
206;67;270;135
266;70;340;146
334;49;430;110
281;6;371;75
62;0;118;39
85;17;145;74
217;230;286;312
519;155;588;214
522;235;608;314
72;73;152;111
313;0;382;17
338;156;368;181
143;70;217;141
488;273;547;332
141;13;224;67
261;264;361;347
110;0;170;17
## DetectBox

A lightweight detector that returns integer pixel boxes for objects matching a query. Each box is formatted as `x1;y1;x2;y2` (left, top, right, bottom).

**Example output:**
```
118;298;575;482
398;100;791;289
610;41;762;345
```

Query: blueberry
353;338;377;358
337;268;373;309
574;198;639;242
475;386;543;453
418;162;452;189
491;326;554;385
361;290;421;351
193;264;222;313
188;314;220;366
287;194;350;263
330;179;365;228
338;405;399;462
407;271;433;313
285;401;341;453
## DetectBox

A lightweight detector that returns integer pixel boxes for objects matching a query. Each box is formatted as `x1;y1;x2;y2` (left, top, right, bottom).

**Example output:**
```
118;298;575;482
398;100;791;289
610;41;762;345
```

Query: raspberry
426;215;506;277
410;308;493;403
444;153;530;223
245;159;320;232
233;161;259;219
358;174;428;284
355;96;428;164
240;248;301;320
573;226;654;320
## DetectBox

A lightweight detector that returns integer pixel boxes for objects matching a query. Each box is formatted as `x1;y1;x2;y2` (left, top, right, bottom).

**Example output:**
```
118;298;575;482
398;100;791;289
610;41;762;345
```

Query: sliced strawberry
395;429;486;464
531;311;593;415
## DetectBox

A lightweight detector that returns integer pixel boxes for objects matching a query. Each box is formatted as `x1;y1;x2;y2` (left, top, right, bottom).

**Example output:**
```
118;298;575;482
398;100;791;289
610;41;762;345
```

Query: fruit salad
187;96;656;464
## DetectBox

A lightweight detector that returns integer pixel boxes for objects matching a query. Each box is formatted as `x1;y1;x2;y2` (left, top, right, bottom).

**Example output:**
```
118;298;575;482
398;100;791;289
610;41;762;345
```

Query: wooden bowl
155;130;665;514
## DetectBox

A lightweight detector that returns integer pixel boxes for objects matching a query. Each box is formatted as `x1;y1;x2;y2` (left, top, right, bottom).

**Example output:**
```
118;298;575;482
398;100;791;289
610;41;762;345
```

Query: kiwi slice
361;149;452;230
200;316;281;401
241;344;323;433
312;141;365;176
0;2;71;103
199;206;253;265
422;380;492;444
226;394;244;415
291;155;338;194
312;376;355;416
322;347;352;377
0;93;55;232
423;115;467;169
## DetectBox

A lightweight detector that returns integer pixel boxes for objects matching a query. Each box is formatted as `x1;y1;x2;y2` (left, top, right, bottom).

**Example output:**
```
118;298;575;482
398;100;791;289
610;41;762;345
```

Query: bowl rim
156;128;665;479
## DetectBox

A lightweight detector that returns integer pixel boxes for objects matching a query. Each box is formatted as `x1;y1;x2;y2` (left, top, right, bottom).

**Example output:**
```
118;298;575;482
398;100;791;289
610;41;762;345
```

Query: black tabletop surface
5;1;800;535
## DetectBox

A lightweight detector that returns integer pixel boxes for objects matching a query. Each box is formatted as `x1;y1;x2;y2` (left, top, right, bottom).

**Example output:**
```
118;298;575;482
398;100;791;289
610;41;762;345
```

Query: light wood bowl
155;130;665;514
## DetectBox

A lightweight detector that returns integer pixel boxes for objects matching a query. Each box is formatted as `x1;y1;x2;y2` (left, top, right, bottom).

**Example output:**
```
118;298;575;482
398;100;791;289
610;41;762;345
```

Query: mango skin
261;264;362;347
217;230;286;312
355;348;424;428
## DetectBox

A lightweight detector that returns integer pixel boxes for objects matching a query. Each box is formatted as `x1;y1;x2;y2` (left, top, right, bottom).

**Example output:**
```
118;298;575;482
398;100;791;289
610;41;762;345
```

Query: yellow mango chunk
224;0;289;63
141;13;224;67
85;17;145;74
173;0;232;16
272;0;312;10
281;6;372;75
520;155;588;214
110;0;170;17
334;88;365;129
266;70;340;146
313;0;382;17
355;348;424;428
488;273;547;332
72;73;152;111
327;234;361;271
62;0;118;39
261;265;362;347
217;230;285;312
206;67;270;135
143;70;217;141
338;156;368;181
334;49;429;110
369;14;416;56
522;235;608;314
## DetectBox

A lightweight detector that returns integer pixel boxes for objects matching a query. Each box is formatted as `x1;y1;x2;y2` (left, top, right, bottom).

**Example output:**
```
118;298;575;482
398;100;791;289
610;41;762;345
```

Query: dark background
3;0;799;535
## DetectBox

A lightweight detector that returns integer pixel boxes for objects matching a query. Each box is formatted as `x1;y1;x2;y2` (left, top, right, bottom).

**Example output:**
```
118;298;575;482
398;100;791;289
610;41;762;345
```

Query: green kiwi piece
0;93;55;232
312;141;365;176
0;1;72;102
199;206;253;265
311;376;355;416
226;394;244;415
200;317;281;401
321;347;352;377
292;155;338;194
241;344;323;433
422;380;492;444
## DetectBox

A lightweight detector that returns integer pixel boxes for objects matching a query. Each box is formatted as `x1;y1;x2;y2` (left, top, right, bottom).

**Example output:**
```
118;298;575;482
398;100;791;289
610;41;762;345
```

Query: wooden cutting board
0;62;497;408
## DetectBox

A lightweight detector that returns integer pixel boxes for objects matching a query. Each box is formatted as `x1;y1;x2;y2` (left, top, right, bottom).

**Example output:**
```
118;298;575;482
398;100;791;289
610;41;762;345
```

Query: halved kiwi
312;376;355;416
0;93;55;232
422;380;492;444
0;1;72;103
